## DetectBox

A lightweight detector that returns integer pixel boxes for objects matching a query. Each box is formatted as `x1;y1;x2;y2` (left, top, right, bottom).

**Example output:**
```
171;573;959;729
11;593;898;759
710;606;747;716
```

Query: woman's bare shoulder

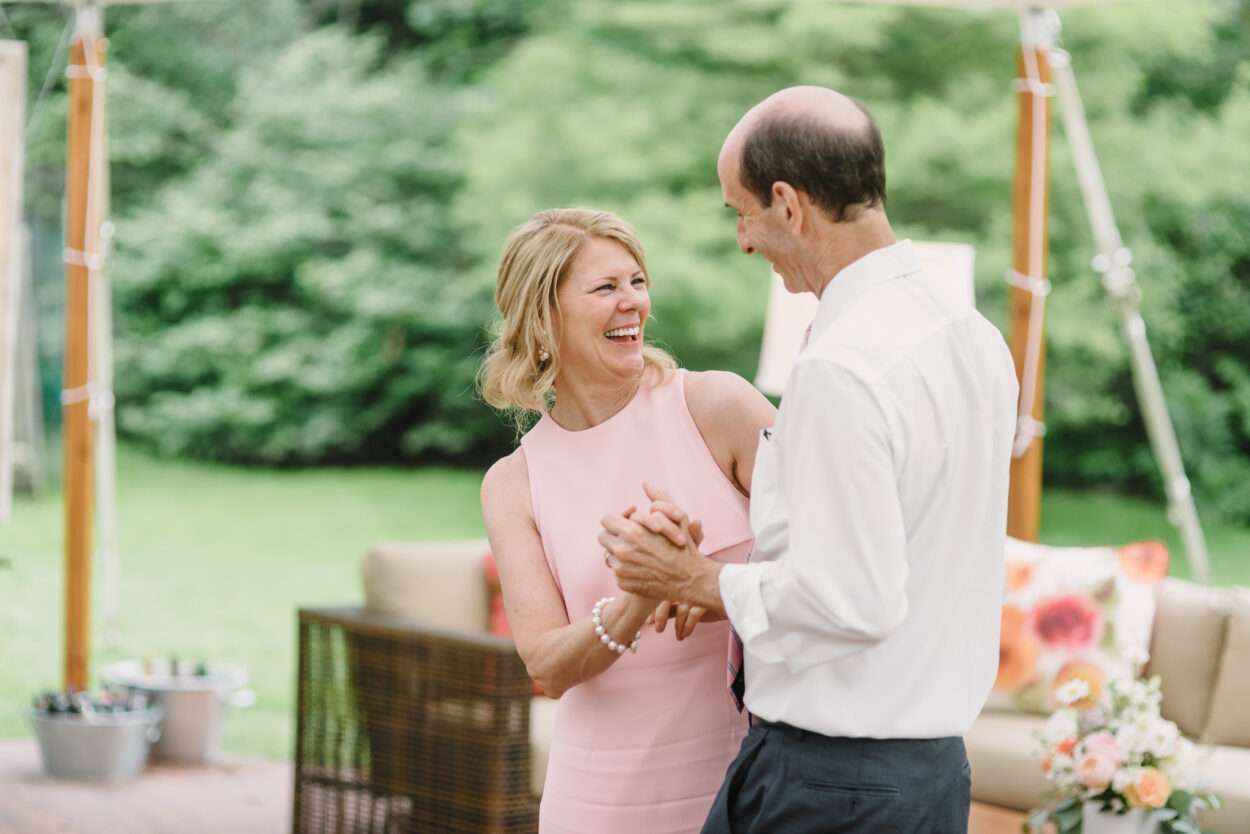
482;447;532;516
683;370;767;417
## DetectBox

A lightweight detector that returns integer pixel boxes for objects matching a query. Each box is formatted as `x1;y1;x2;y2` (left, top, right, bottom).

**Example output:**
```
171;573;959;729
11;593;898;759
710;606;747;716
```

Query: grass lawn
0;445;486;761
1;445;1246;761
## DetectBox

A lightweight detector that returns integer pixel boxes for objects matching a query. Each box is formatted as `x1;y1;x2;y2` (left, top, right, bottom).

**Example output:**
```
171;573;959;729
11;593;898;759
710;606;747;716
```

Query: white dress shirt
719;240;1019;739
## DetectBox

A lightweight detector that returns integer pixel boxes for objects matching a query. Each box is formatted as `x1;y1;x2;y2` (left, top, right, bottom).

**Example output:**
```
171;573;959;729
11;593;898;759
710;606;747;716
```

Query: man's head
718;86;889;294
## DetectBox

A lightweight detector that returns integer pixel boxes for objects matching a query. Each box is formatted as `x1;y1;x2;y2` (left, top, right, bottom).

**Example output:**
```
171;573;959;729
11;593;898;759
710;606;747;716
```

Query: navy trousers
700;722;971;834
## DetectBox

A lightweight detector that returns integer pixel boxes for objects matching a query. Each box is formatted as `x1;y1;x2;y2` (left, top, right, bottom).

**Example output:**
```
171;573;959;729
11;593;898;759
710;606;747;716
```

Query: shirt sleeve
719;356;910;674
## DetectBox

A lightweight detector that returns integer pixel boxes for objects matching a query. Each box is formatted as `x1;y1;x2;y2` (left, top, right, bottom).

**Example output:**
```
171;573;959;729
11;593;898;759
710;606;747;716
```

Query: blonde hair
479;208;676;431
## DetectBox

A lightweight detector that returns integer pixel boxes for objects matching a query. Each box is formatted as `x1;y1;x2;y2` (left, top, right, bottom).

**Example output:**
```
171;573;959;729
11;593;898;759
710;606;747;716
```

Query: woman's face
553;236;650;385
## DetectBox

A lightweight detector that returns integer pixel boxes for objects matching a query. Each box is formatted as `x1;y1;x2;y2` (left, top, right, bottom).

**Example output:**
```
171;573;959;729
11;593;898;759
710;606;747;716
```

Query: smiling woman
476;207;776;834
478;209;676;433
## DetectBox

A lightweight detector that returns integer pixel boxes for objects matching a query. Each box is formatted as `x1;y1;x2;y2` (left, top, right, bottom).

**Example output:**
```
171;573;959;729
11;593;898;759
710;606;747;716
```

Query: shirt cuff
718;562;786;665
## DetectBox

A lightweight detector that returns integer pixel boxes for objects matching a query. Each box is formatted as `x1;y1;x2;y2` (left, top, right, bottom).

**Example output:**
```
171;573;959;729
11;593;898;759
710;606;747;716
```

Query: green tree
457;0;1250;523
112;29;503;463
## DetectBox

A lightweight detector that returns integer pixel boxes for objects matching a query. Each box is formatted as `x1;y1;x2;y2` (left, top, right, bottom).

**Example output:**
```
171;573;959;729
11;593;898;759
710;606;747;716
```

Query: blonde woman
479;208;775;834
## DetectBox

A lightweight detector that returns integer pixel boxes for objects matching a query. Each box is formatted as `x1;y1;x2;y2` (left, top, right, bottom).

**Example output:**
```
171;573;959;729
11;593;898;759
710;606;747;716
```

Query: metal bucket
30;707;162;782
102;660;251;764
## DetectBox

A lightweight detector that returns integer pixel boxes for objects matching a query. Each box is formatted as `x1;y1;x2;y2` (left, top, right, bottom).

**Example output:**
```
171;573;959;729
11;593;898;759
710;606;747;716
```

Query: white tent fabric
0;40;27;525
755;241;975;397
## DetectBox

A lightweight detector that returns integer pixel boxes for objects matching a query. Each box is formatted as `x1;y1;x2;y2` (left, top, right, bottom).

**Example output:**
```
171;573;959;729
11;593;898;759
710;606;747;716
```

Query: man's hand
599;483;725;617
646;507;708;641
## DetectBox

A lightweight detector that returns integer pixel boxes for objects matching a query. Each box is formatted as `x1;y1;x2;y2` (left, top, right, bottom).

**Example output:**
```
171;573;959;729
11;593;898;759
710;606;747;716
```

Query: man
600;86;1019;833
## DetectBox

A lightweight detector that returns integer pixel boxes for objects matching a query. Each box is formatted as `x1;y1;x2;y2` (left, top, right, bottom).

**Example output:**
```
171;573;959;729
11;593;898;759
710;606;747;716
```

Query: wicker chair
293;606;539;834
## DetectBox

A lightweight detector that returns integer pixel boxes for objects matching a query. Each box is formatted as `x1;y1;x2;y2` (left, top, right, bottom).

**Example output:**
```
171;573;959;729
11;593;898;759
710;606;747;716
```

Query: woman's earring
538;348;551;363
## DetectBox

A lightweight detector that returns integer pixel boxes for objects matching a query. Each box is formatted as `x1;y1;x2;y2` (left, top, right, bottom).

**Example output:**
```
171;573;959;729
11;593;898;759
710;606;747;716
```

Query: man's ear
772;181;805;234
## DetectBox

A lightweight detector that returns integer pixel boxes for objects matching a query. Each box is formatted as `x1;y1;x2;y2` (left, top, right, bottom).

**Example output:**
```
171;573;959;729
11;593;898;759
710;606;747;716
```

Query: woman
479;208;775;834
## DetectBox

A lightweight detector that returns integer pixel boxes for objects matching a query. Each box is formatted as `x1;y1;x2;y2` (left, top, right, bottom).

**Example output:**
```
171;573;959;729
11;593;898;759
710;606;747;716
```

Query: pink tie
727;630;745;711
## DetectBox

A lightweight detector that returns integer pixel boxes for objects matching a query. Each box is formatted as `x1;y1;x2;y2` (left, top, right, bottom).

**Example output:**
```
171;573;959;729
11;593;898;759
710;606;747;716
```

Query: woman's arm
683;370;777;496
481;450;655;698
635;372;775;639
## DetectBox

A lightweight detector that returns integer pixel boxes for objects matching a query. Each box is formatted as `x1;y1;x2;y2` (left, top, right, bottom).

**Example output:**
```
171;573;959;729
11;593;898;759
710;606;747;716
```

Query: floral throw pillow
987;537;1169;714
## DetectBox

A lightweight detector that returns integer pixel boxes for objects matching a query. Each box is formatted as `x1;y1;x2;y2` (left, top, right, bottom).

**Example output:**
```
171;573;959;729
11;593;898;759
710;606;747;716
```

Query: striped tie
727;630;745;711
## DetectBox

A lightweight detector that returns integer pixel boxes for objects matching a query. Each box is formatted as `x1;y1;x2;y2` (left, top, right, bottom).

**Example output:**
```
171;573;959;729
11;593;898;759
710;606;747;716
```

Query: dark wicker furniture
293;607;538;834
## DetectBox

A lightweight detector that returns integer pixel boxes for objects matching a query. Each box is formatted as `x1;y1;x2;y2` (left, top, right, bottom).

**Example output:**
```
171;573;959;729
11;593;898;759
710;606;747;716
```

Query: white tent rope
1049;45;1211;581
83;25;122;642
62;246;104;270
1005;268;1051;297
1010;13;1054;459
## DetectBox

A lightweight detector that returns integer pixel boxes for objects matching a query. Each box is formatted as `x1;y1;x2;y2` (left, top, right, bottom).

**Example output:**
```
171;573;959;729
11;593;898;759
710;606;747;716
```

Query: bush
112;29;507;464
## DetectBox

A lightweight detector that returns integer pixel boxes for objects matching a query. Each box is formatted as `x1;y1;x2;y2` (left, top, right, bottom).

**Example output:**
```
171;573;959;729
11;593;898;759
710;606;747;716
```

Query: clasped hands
599;482;724;641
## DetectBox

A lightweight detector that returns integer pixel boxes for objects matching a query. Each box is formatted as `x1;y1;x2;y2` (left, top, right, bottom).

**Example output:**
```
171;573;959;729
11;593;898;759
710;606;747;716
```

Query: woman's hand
651;600;708;640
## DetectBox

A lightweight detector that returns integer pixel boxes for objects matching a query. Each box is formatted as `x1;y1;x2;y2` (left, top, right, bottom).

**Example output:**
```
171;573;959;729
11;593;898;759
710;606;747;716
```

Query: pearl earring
538;348;551;363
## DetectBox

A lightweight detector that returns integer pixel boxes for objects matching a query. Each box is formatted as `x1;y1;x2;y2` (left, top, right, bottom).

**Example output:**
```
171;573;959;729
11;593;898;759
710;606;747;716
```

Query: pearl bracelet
591;596;641;655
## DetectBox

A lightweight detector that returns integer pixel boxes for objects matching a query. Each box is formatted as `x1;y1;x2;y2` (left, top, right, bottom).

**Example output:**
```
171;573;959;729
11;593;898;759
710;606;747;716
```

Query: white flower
1112;768;1137;793
1042;709;1080;747
1114;723;1145;758
1143;718;1179;758
1050;754;1079;792
1056;678;1091;707
1162;738;1208;792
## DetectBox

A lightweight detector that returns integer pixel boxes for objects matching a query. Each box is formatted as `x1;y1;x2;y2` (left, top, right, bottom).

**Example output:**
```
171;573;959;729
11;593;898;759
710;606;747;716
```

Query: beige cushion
964;711;1050;811
362;539;491;633
1195;744;1250;834
529;697;558;798
1146;578;1230;738
1203;589;1250;747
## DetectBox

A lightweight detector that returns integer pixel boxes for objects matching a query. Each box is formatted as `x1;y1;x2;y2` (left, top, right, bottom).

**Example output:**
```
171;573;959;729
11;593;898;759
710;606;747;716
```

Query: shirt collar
808;239;921;341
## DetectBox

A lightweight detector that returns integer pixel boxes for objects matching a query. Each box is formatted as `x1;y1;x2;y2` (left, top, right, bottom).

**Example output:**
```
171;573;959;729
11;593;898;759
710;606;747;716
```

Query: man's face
718;150;800;291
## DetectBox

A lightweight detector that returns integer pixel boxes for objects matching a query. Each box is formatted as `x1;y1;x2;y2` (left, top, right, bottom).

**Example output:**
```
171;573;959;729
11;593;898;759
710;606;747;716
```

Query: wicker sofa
293;540;1250;834
292;540;548;834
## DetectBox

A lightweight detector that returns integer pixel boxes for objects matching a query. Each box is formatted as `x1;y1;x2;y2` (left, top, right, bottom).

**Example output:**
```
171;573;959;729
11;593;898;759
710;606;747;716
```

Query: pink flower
1083;731;1123;764
1077;753;1118;790
1030;594;1103;652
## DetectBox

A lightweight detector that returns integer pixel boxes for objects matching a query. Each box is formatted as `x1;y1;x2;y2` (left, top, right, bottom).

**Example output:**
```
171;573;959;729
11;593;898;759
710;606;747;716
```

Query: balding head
719;86;886;223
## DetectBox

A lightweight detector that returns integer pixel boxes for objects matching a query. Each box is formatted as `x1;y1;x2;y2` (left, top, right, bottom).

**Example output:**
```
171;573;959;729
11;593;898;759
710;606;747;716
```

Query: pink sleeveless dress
520;368;752;834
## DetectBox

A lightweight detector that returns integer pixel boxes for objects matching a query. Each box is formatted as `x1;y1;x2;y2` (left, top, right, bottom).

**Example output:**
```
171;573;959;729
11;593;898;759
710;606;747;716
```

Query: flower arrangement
1028;671;1220;834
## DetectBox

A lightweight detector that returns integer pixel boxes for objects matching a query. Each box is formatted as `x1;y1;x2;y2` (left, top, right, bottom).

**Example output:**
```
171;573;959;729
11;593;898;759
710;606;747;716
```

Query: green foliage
13;0;301;222
296;0;539;80
456;0;1250;522
112;29;504;464
11;0;1250;518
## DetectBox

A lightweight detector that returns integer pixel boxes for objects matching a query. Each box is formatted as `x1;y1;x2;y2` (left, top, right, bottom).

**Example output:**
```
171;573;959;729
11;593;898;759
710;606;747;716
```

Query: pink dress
521;368;752;834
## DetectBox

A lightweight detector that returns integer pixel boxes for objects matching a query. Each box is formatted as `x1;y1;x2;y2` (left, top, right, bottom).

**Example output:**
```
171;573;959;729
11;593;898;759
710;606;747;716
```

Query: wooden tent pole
63;6;106;692
1006;11;1054;543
